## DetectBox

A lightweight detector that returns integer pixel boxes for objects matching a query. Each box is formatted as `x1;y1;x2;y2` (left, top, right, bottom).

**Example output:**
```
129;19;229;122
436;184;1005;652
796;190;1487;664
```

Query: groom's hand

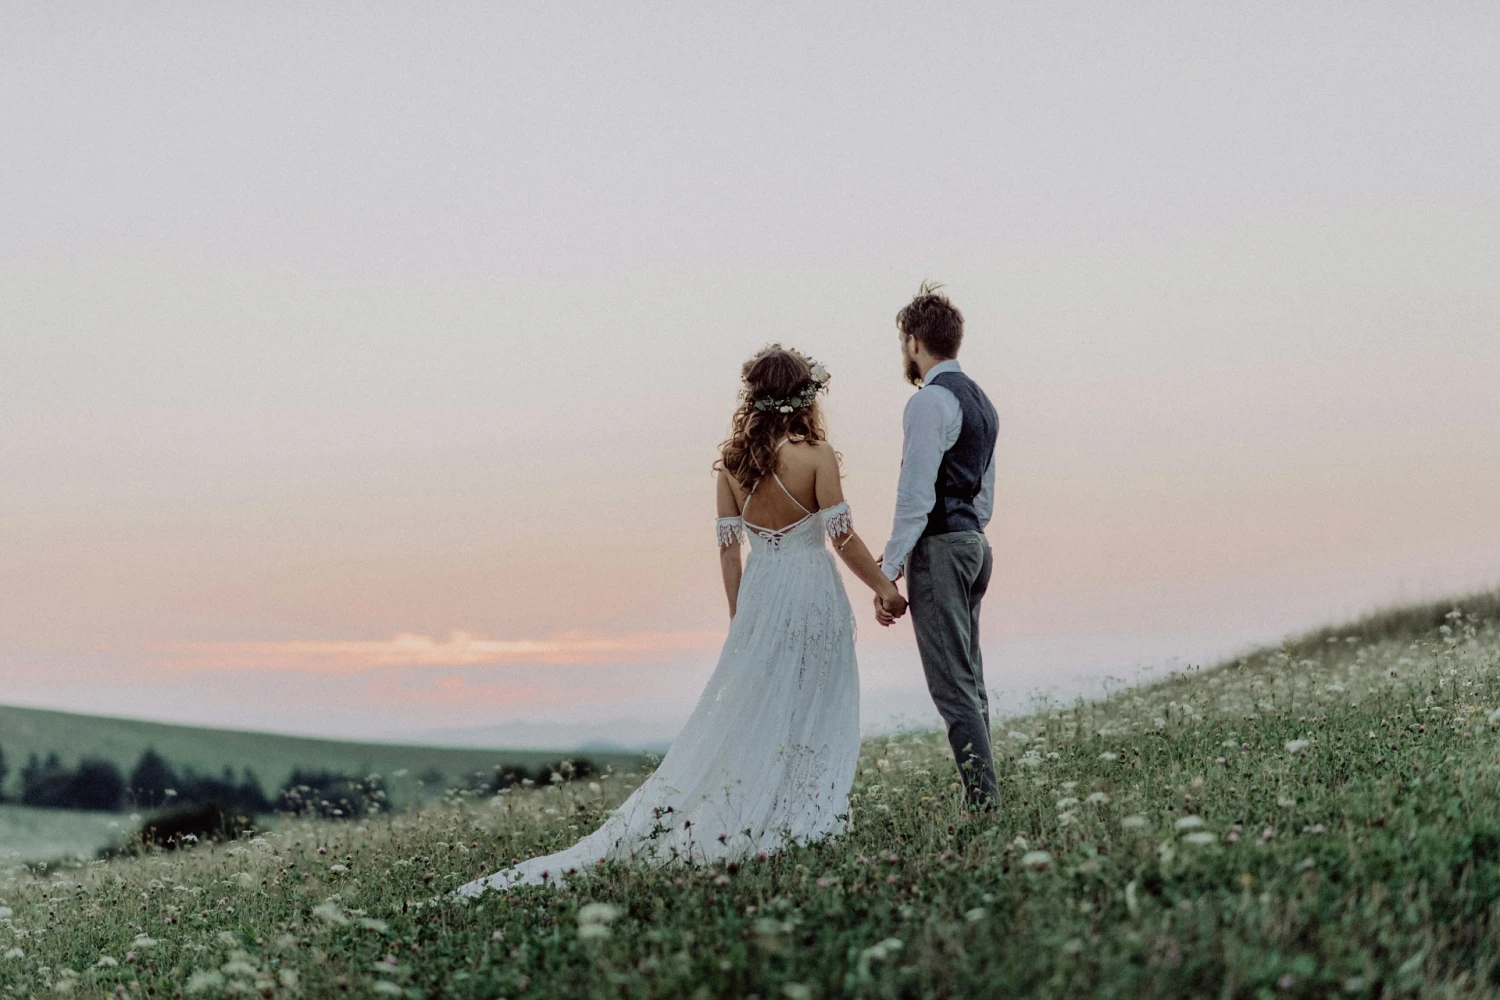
874;589;907;627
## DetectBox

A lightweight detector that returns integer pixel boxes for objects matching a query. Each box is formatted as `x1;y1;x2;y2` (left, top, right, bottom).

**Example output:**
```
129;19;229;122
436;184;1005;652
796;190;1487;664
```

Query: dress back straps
770;471;814;516
742;437;815;526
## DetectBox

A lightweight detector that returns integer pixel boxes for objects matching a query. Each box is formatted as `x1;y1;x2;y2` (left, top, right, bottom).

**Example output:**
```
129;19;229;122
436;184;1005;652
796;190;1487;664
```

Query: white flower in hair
745;352;831;413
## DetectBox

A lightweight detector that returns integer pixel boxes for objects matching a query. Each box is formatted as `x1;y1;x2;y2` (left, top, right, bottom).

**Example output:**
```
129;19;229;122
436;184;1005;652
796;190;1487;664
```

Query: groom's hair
896;282;964;359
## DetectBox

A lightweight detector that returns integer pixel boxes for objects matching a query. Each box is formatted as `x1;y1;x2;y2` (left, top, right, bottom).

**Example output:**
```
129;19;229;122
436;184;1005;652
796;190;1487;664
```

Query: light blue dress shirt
880;358;995;581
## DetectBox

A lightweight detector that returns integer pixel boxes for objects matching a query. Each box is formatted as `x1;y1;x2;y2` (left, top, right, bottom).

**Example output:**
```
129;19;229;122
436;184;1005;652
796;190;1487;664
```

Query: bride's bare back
714;436;902;622
727;438;830;531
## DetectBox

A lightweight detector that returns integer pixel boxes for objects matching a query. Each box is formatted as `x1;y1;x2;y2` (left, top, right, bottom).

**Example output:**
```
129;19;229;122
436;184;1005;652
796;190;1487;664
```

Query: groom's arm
880;388;960;581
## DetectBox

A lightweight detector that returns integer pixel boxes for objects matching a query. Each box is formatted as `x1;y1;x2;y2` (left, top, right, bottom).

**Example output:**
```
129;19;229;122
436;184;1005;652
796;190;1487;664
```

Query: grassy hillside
1;588;1497;998
0;703;645;807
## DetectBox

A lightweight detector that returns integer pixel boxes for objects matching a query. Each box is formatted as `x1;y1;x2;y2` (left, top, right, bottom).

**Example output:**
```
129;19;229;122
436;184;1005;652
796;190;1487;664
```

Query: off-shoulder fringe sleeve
716;516;745;548
820;501;853;538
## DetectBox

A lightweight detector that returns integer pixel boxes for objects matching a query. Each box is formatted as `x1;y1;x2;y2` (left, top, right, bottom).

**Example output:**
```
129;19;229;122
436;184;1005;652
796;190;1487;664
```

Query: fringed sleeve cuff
820;502;853;539
716;517;745;548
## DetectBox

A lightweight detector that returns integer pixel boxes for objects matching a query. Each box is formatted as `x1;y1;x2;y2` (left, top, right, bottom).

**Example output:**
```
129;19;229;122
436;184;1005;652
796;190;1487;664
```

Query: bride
457;345;906;894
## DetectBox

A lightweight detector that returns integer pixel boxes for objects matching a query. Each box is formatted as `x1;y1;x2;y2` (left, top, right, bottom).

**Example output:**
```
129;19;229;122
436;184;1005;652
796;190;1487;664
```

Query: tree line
0;743;600;815
0;747;273;813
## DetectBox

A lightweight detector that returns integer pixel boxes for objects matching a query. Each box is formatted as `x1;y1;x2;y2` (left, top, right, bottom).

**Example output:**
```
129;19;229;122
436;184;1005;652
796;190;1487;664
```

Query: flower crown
747;356;831;414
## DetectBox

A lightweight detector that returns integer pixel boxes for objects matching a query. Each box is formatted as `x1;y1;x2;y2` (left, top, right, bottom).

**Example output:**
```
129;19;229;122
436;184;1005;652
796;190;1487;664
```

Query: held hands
874;587;908;627
870;554;907;626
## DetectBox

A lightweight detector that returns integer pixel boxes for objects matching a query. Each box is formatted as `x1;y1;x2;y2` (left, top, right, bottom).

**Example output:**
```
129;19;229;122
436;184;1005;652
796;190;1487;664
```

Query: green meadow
2;590;1498;998
0;805;129;870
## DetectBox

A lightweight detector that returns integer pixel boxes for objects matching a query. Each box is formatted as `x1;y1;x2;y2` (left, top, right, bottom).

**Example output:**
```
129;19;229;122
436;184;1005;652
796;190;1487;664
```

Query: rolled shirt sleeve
881;385;962;580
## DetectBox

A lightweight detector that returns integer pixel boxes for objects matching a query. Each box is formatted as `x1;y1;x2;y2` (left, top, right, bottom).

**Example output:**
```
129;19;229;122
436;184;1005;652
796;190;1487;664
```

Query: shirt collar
922;358;962;385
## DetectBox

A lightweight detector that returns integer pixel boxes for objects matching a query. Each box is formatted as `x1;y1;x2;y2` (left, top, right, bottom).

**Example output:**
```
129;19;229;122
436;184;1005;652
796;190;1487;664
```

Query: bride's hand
874;588;907;626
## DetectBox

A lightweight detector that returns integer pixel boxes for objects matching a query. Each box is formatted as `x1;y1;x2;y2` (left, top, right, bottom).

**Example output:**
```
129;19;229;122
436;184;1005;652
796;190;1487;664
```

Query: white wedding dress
457;461;860;894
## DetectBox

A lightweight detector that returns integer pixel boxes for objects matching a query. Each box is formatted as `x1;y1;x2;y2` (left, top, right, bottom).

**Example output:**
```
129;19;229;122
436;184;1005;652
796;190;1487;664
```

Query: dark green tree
129;748;180;808
21;752;72;807
237;767;272;812
68;758;126;811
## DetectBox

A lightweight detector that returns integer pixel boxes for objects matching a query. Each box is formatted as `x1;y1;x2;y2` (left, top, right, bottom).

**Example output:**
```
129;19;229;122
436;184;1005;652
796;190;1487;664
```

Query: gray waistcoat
922;370;998;538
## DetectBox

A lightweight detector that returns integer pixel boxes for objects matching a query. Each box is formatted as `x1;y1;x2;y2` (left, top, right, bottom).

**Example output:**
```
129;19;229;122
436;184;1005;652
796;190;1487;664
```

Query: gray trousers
907;530;998;809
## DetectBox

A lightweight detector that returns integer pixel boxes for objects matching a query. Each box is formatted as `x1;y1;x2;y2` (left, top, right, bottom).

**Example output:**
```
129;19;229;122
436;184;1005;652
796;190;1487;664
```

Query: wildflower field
3;591;1499;999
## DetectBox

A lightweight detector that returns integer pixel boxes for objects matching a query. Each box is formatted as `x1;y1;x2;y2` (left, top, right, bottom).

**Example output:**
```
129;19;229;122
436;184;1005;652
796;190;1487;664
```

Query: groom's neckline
921;358;962;385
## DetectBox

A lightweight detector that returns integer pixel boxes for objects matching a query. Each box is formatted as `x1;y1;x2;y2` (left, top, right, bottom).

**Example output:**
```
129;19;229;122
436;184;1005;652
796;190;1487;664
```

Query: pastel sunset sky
4;5;1498;747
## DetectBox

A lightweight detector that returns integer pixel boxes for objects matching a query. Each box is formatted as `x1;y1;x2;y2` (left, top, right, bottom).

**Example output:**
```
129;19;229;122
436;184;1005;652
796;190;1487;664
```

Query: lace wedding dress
457;469;860;894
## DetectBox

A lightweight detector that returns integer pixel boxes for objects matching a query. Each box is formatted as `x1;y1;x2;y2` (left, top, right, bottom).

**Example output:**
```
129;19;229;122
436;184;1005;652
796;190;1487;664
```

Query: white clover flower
311;901;349;926
1020;850;1053;870
577;902;622;925
186;970;225;994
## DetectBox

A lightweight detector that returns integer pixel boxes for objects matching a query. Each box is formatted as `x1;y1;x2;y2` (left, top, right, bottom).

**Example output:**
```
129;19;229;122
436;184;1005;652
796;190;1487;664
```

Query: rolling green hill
0;703;645;808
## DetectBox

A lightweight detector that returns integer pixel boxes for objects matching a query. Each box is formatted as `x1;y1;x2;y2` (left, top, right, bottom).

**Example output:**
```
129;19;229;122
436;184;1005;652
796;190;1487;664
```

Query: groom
875;283;1000;810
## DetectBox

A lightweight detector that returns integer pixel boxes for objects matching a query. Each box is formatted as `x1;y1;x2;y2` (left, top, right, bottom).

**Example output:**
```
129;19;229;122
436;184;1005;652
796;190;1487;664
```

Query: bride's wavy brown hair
715;344;829;492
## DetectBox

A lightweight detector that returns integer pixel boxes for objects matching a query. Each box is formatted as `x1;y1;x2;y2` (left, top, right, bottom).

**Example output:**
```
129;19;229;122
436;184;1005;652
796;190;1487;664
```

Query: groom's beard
904;355;923;386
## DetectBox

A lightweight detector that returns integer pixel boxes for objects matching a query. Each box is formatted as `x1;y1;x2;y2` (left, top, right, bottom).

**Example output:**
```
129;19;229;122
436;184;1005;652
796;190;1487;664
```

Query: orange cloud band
146;628;728;674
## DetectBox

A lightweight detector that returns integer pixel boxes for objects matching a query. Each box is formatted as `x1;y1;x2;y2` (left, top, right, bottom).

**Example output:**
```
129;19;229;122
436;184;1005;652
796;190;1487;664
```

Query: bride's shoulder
784;437;834;458
783;438;838;473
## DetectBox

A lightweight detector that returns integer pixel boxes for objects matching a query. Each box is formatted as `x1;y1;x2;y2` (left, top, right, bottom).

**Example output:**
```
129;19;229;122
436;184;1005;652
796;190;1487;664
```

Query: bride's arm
813;443;906;614
716;471;744;618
